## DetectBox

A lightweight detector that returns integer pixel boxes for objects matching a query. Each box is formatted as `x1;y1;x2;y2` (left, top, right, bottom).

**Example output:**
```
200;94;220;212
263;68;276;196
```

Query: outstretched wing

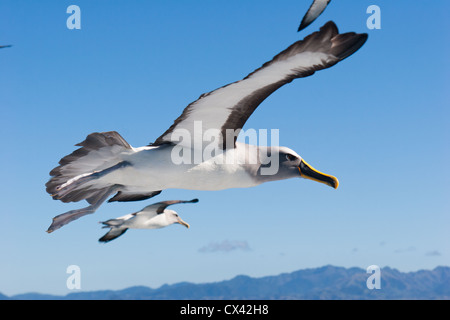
155;199;199;214
151;21;367;150
298;0;331;32
131;199;199;219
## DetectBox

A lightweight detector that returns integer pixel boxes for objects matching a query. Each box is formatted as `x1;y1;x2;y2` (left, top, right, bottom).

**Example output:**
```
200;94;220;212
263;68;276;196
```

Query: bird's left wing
155;199;199;214
298;0;331;32
132;199;199;218
151;21;367;150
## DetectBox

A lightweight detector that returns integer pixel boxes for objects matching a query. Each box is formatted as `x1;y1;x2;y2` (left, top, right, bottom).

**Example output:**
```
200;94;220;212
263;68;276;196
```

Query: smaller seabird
98;199;198;243
298;0;331;32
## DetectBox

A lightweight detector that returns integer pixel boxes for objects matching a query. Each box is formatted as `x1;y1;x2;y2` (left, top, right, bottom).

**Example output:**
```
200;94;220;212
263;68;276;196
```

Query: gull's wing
151;21;367;150
0;45;12;49
154;199;199;214
134;199;199;218
298;0;331;32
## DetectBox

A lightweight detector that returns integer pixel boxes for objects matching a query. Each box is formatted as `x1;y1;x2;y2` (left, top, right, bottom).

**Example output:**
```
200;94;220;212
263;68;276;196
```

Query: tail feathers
46;131;132;203
99;227;128;243
46;185;120;233
101;218;125;228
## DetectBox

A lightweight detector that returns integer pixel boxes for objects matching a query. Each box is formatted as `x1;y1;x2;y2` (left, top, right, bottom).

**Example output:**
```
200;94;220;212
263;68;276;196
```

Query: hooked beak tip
178;219;190;229
331;177;339;189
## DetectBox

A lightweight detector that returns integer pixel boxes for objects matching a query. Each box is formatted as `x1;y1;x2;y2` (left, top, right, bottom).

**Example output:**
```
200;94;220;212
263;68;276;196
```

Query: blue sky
0;1;449;296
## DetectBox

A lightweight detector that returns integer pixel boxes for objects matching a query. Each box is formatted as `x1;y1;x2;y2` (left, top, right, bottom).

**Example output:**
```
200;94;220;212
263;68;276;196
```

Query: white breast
103;144;260;192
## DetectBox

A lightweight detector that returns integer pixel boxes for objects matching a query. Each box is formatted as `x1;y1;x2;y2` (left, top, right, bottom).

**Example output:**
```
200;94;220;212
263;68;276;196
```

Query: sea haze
2;265;449;300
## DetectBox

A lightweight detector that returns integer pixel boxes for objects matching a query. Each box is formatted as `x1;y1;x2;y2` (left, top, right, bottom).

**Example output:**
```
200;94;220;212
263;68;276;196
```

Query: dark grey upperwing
151;21;367;150
99;228;128;243
155;199;199;214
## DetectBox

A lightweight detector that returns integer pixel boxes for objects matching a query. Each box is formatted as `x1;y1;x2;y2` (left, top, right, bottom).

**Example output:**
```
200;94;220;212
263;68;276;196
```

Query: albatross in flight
98;199;197;243
46;21;368;233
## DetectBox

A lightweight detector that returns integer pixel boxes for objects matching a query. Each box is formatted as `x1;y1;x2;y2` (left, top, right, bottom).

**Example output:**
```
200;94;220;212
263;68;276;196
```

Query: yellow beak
298;159;339;189
177;218;190;229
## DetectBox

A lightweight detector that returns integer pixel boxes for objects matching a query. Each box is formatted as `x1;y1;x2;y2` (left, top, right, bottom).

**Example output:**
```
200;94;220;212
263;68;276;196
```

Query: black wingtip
297;18;312;32
98;228;128;243
297;22;307;32
297;0;332;32
190;198;199;203
321;20;338;32
330;31;369;61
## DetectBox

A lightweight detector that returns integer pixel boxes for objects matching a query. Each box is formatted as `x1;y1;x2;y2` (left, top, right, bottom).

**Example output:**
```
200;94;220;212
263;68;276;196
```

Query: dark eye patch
285;154;296;161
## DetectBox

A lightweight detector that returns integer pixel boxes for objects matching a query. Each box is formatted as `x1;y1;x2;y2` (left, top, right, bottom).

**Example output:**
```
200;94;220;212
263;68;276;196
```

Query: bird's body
91;143;260;192
46;21;368;233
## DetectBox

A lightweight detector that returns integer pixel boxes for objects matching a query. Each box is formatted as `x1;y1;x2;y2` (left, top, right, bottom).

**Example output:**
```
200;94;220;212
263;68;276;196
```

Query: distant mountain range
2;265;450;300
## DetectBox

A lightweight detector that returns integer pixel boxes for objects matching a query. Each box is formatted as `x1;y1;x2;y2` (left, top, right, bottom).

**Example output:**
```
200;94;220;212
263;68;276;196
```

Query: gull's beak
177;218;190;229
299;159;339;189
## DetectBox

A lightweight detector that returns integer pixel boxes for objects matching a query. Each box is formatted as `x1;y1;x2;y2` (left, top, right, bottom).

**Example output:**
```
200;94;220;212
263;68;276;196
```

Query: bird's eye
285;154;296;161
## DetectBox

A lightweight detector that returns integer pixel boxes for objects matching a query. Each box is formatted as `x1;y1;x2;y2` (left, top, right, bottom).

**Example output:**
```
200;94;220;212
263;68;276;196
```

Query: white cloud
198;240;251;253
425;250;441;257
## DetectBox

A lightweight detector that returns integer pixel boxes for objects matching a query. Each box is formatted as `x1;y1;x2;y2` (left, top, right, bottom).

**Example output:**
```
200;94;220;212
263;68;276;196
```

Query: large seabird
98;199;197;243
298;0;331;32
46;21;368;233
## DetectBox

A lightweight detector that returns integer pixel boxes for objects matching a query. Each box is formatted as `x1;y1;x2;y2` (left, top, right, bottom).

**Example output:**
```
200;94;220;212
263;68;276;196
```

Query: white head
164;209;190;228
255;146;339;189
